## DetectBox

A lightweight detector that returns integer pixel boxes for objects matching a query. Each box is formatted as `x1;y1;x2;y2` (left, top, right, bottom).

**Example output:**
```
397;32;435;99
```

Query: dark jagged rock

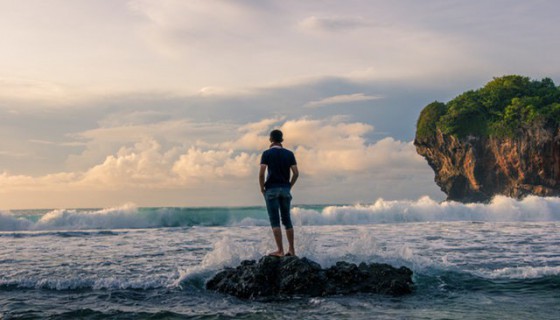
205;256;413;299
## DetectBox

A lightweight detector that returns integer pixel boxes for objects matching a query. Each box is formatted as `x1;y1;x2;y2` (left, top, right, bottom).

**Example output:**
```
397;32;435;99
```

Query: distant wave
482;265;560;279
0;204;267;232
2;195;560;232
0;276;172;291
292;195;560;225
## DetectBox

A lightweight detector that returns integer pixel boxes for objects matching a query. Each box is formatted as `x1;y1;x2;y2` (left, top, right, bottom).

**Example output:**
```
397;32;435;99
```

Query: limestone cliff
414;75;560;203
414;124;560;203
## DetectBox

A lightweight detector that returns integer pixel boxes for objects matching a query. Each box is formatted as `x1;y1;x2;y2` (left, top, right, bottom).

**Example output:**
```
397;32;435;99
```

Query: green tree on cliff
416;75;560;140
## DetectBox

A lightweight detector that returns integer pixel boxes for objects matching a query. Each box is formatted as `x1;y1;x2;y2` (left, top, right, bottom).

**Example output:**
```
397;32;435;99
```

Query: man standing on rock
259;129;299;257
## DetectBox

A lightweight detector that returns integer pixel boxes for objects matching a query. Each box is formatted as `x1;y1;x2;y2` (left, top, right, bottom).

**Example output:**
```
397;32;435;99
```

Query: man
259;129;299;257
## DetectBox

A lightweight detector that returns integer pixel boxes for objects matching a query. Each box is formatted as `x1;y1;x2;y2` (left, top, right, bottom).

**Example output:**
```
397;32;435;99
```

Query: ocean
1;196;560;319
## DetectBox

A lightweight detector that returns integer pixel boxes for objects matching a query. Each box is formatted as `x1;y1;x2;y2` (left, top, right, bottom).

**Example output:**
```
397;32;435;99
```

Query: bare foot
267;251;284;257
285;251;296;257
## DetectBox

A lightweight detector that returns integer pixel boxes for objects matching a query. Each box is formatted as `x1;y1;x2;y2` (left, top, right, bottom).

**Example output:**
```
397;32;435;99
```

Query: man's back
261;147;296;189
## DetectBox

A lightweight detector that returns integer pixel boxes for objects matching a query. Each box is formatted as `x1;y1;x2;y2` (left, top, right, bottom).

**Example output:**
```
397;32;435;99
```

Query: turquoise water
1;199;560;319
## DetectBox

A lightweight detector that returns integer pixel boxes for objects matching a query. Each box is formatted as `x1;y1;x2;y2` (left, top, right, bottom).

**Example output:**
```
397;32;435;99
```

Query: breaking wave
2;195;560;231
293;195;560;225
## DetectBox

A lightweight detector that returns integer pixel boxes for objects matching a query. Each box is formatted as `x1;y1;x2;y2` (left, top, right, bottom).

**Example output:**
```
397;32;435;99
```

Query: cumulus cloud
80;139;177;188
0;116;440;207
173;148;257;180
304;93;381;108
276;118;423;176
220;117;284;151
65;119;237;170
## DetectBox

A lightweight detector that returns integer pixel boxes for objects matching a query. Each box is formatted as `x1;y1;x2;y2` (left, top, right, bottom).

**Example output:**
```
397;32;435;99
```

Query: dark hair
269;129;283;142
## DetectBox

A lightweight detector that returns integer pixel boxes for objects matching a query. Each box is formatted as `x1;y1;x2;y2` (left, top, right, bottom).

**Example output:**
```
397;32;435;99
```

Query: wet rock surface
205;256;413;299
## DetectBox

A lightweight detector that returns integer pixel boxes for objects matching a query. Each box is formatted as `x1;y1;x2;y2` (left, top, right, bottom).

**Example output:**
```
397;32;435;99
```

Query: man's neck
270;142;283;148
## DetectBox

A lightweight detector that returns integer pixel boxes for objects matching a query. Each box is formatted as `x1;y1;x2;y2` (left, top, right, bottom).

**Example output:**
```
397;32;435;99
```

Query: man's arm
259;164;267;194
290;165;299;189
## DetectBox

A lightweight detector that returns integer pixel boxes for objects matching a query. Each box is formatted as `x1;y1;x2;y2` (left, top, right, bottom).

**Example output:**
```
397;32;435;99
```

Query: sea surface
1;196;560;319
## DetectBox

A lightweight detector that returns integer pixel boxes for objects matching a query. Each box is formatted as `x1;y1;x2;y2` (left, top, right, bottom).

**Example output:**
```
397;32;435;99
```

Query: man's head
269;129;283;143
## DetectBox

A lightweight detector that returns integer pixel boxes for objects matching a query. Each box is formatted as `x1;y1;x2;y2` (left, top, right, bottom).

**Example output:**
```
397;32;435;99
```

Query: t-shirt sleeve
260;152;269;165
290;152;297;166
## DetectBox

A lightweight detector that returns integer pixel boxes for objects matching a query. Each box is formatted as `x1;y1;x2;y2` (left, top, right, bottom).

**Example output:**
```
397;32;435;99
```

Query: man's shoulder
262;148;295;156
278;148;295;158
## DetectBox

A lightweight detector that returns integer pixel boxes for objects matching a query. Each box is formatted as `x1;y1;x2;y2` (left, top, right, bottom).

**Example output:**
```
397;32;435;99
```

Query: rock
415;126;560;203
205;256;413;299
414;75;560;203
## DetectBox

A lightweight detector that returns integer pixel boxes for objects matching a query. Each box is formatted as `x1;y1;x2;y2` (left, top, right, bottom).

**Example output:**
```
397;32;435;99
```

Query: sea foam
293;195;560;225
2;195;560;232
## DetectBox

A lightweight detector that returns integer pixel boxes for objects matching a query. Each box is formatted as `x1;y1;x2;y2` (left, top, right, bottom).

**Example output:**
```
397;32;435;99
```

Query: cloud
173;148;258;181
128;0;272;54
0;77;81;105
2;0;559;104
65;119;237;170
299;16;374;32
304;93;381;108
275;118;423;177
220;117;284;151
0;171;79;192
0;151;28;158
0;116;441;208
198;86;255;97
80;139;178;189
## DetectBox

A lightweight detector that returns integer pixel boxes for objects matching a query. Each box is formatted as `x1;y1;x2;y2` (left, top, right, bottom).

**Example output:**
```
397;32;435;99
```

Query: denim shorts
264;187;293;229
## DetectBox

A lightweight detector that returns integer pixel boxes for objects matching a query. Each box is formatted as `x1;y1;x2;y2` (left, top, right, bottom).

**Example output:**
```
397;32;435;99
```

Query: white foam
231;217;269;227
481;266;560;279
34;203;149;230
2;195;560;232
0;276;170;290
1;204;176;231
293;195;560;225
173;234;271;287
175;225;437;286
0;211;33;231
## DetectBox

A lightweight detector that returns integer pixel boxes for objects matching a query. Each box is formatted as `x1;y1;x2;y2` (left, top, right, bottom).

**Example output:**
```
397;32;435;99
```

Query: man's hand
290;165;299;189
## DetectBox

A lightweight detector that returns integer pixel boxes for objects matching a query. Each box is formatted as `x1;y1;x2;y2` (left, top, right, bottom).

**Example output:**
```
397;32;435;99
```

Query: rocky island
415;75;560;202
206;256;413;299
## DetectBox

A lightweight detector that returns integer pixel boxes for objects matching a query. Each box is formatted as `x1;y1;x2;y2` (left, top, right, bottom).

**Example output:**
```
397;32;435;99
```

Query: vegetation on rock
416;75;560;140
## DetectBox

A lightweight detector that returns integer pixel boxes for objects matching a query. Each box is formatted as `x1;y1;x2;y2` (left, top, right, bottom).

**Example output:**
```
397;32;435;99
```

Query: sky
1;0;560;209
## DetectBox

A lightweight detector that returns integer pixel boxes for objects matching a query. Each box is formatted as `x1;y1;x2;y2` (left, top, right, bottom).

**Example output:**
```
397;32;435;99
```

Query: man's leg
265;189;284;256
285;228;295;256
272;227;284;256
279;188;295;256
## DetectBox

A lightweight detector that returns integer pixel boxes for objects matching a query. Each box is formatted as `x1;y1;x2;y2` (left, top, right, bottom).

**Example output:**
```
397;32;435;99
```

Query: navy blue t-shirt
260;147;297;189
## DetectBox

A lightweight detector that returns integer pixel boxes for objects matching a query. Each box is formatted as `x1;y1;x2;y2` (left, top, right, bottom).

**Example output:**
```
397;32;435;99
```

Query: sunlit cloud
0;116;438;208
304;93;381;108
